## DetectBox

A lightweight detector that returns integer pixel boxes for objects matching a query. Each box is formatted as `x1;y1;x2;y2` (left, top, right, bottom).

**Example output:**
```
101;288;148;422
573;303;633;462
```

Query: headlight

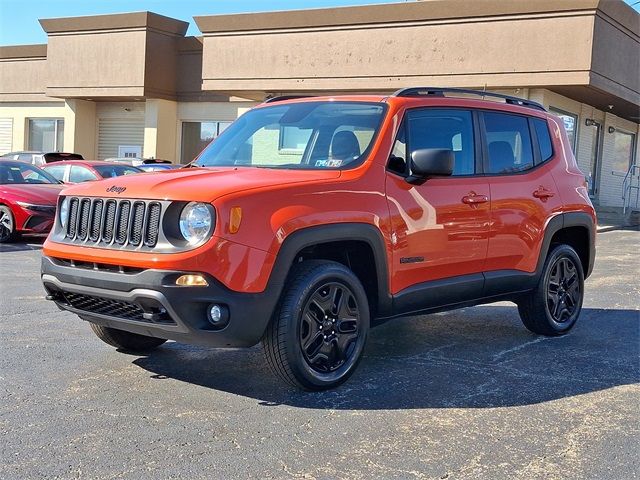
59;197;69;230
179;202;213;246
16;201;56;213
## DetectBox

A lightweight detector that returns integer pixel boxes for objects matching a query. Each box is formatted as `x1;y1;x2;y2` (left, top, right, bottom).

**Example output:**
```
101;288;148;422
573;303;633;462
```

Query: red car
42;160;142;184
0;160;64;243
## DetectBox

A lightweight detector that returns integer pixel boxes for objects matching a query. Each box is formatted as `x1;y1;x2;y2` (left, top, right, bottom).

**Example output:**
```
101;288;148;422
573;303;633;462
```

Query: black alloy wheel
300;282;361;373
546;256;581;322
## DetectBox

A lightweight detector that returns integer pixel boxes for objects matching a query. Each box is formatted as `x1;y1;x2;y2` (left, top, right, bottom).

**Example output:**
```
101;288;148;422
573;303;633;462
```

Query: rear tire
0;205;18;243
263;260;370;390
518;244;584;336
89;323;167;352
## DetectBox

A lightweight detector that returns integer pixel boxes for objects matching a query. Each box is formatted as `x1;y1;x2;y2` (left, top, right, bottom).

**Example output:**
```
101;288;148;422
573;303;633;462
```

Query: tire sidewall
283;263;370;389
541;245;585;333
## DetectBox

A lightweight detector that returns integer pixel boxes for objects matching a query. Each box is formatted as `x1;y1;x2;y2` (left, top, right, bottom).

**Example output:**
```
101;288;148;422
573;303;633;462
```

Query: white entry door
118;145;142;159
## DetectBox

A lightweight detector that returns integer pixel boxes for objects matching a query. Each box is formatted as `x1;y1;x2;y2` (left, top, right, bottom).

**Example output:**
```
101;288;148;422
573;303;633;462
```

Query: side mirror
406;148;454;184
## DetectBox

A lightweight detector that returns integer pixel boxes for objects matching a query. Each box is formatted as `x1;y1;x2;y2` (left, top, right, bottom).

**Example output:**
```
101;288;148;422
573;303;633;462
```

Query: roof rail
263;95;315;104
391;87;546;112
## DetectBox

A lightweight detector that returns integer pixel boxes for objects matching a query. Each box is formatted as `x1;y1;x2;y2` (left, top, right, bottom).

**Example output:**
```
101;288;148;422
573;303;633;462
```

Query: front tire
0;205;18;243
89;323;167;353
518;244;584;336
263;260;370;390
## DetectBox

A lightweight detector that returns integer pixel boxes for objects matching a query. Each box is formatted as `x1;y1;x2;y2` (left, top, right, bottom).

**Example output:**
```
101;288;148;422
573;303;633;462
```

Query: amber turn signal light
229;206;242;234
175;274;208;286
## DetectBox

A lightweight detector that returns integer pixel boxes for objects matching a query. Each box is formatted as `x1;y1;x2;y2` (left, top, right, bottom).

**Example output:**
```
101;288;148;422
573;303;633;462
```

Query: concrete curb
597;225;640;233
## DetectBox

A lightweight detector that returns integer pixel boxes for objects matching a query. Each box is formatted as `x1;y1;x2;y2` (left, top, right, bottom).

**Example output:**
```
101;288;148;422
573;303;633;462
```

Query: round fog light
208;304;229;328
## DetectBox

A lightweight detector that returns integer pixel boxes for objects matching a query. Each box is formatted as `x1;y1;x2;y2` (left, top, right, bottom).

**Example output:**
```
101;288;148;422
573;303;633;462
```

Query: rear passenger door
482;111;563;282
385;108;490;297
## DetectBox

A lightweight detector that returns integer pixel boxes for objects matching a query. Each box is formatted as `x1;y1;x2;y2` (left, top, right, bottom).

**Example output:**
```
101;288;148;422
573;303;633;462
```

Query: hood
58;167;342;201
0;183;64;205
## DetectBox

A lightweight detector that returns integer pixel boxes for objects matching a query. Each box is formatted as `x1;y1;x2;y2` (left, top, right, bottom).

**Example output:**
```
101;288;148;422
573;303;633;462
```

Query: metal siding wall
0;118;13;154
96;103;145;160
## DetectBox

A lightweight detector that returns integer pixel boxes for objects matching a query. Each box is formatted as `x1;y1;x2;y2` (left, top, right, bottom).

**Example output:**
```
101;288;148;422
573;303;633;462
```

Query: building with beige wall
0;0;638;212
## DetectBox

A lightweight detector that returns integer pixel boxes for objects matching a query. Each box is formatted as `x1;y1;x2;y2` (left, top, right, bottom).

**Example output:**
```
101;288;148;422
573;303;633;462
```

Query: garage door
96;103;145;160
0;118;13;155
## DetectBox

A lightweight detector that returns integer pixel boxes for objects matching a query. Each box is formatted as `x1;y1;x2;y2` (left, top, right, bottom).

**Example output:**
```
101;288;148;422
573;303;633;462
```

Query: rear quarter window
533;118;553;163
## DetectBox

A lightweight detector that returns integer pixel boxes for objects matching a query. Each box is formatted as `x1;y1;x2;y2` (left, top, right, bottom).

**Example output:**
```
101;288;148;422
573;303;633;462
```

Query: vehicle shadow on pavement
133;305;639;410
0;236;45;252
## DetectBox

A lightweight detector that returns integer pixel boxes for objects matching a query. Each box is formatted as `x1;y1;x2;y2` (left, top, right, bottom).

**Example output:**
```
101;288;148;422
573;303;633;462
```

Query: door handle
462;192;489;205
533;187;555;200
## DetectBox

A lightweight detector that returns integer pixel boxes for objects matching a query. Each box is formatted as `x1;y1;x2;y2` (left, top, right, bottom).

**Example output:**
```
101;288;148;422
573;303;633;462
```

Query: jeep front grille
63;197;163;250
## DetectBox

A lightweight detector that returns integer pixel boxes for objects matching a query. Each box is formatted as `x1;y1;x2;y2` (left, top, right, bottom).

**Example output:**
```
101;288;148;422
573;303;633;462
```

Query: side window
533;118;553;163
407;109;475;175
69;166;97;183
44;165;66;181
484;112;534;174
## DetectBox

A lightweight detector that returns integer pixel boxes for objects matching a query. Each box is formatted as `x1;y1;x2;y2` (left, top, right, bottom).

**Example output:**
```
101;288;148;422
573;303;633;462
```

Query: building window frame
179;120;232;164
27;118;64;152
549;107;578;154
610;128;637;174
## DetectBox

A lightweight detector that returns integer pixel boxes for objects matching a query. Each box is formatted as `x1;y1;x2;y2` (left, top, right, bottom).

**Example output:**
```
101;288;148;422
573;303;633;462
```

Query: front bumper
17;208;55;234
41;255;278;347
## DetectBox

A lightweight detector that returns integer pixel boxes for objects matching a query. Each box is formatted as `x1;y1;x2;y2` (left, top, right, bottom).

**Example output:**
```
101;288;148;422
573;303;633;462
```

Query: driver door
385;108;490;299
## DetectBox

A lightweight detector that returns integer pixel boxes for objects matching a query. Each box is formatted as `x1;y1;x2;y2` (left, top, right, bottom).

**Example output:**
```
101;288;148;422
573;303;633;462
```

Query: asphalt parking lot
1;229;638;480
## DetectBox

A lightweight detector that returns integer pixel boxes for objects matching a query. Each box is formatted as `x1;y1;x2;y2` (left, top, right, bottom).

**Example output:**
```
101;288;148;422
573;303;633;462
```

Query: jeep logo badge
106;185;127;194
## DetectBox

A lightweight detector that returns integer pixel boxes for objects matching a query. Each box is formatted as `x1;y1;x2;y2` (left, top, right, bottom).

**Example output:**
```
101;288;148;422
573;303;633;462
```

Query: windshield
0;161;59;185
193;102;386;169
94;165;142;178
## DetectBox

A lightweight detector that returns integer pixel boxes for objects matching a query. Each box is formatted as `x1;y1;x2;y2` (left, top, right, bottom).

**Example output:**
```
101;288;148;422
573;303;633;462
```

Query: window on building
484;112;534;174
532;118;553;163
181;121;232;164
611;129;636;173
406;109;475;175
279;126;313;153
28;119;64;152
549;108;578;153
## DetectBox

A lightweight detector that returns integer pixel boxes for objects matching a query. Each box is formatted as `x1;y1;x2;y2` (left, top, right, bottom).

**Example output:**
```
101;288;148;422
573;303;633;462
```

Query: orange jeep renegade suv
41;88;596;390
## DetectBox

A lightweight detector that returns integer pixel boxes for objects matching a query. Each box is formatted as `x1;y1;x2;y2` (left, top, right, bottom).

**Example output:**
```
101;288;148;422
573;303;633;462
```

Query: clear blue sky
1;0;639;46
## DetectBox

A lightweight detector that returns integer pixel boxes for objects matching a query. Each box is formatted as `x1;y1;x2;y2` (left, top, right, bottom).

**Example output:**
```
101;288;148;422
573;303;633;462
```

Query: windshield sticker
315;159;343;168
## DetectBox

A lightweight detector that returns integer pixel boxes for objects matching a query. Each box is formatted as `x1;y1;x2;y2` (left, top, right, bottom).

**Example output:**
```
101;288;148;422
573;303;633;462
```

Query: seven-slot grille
64;197;162;248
